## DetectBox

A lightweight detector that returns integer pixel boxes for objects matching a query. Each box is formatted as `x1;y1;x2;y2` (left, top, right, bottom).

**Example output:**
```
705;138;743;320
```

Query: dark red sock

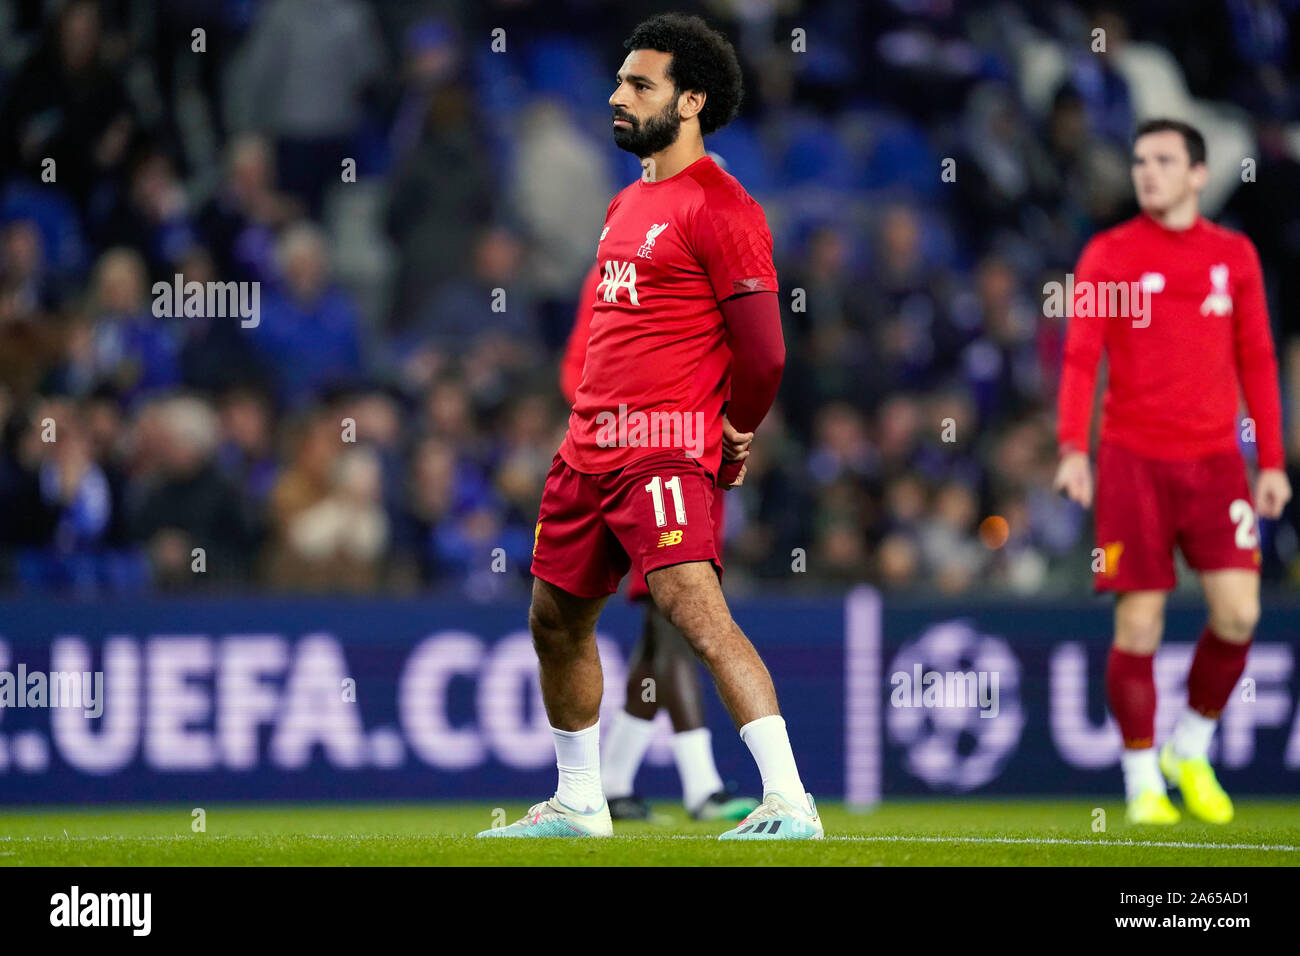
1107;647;1156;749
1187;626;1251;719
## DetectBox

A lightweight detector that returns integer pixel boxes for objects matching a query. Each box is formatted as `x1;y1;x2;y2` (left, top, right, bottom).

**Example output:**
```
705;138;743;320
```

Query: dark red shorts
531;451;723;599
626;483;725;602
1093;440;1261;593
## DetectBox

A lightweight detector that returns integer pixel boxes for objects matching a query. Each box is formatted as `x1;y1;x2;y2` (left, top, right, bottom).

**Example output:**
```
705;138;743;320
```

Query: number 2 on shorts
1229;498;1257;549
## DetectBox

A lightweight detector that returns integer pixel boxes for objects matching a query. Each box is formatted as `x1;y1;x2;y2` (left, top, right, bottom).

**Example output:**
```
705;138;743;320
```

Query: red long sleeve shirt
559;268;785;477
1056;212;1284;470
556;155;782;479
719;290;784;433
560;263;601;405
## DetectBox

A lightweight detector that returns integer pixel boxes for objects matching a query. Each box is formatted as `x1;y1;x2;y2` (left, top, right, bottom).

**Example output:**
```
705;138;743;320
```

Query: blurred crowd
2;0;1299;599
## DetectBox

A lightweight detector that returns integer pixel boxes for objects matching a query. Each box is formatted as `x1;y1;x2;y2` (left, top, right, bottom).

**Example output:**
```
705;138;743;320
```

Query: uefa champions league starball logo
886;621;1024;791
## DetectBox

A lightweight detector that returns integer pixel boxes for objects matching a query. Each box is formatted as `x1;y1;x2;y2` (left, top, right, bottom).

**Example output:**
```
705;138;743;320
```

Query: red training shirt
558;155;778;478
1057;212;1283;470
560;263;600;405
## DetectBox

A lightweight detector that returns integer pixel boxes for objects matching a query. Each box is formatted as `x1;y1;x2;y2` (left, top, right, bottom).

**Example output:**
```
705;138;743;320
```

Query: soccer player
561;260;759;824
479;13;822;840
1054;118;1292;825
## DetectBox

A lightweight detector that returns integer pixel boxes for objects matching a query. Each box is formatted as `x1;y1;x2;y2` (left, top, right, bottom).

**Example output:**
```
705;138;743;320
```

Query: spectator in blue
430;491;533;601
960;255;1040;428
81;248;182;404
215;384;279;520
1223;0;1298;117
252;222;363;408
1;219;62;314
8;398;109;592
198;134;303;285
96;147;199;282
397;226;540;364
865;204;962;392
1064;7;1136;149
397;432;513;594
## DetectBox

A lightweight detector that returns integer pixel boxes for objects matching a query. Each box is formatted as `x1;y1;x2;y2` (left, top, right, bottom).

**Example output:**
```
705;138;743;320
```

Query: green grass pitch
2;799;1297;866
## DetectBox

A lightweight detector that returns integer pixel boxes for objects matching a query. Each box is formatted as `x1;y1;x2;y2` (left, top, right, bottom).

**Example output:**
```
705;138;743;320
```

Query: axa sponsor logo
598;260;639;305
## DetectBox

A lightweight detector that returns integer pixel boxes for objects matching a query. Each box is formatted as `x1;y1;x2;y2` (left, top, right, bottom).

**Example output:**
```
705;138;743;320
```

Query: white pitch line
648;834;1300;851
823;834;1300;852
3;833;1297;852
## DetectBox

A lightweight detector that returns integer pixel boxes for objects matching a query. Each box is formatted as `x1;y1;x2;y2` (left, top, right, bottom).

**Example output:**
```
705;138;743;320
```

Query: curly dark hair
623;13;743;136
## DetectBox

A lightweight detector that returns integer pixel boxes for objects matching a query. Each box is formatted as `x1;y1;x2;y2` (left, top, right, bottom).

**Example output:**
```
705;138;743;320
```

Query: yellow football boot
1126;789;1181;825
1161;743;1233;823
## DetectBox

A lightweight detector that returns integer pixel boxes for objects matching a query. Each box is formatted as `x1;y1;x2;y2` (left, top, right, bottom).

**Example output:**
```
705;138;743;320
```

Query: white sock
1171;708;1217;760
553;721;604;813
1120;747;1165;801
672;727;725;812
600;711;656;799
739;714;806;802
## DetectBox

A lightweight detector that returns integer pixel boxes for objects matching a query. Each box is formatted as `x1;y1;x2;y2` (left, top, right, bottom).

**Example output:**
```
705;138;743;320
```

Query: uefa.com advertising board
0;589;1296;804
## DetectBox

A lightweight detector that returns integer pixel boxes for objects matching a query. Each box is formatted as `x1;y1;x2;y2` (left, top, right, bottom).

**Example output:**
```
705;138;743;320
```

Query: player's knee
528;598;582;656
649;593;706;657
1210;599;1259;642
1113;614;1163;654
666;613;733;665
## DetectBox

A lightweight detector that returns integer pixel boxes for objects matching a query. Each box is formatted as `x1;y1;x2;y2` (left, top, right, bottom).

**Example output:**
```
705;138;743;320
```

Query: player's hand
722;416;753;463
1052;451;1093;508
1255;468;1292;520
718;458;747;489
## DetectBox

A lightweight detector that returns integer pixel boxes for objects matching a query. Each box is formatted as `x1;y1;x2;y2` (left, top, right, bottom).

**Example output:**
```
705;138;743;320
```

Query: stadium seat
859;117;940;197
776;115;857;189
703;119;772;192
0;178;88;277
526;37;609;116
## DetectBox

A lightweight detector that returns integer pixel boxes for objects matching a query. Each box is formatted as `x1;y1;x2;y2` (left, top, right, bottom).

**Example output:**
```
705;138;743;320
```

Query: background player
479;13;820;840
1054;118;1291;825
561;260;759;824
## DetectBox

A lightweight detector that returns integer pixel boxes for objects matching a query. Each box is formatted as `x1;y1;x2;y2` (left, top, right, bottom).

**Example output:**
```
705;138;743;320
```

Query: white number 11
644;475;688;527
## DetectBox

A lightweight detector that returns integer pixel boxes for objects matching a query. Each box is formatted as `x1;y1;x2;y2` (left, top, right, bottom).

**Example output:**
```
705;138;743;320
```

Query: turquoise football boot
717;791;824;840
476;796;613;838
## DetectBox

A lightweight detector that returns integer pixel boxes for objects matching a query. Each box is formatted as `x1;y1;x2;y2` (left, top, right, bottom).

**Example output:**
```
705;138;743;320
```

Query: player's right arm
1053;236;1109;508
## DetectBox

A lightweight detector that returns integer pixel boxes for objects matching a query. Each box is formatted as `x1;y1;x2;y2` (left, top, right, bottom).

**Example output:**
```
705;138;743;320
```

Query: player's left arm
718;291;785;487
1234;237;1291;518
692;195;783;488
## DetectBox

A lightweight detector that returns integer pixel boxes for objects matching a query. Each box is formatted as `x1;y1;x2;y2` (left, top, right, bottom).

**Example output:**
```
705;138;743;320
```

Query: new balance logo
599;260;639;305
657;530;683;548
